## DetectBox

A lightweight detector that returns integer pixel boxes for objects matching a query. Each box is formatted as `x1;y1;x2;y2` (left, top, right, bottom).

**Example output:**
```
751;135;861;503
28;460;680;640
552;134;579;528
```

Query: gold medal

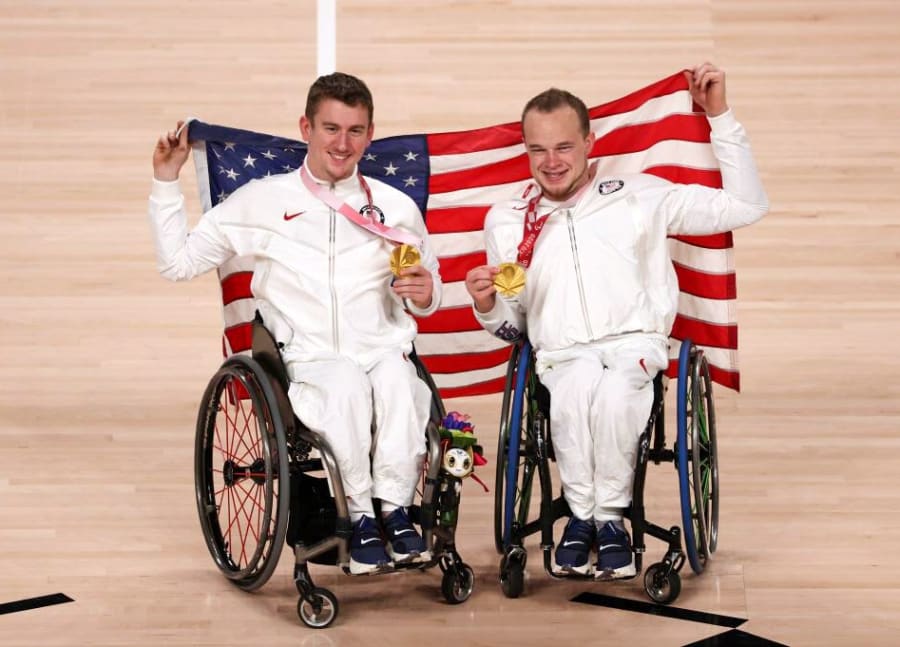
390;244;421;276
493;262;526;297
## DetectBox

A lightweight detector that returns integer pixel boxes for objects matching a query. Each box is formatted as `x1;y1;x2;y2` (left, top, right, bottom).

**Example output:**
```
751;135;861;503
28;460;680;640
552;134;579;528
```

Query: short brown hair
521;88;590;137
305;72;374;123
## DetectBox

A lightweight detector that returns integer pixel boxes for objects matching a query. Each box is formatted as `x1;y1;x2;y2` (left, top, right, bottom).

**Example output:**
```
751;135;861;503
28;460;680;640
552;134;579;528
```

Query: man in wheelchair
465;63;768;579
149;72;442;575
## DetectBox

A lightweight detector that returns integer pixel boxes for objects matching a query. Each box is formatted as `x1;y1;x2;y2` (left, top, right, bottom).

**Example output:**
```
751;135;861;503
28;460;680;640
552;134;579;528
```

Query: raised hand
684;63;728;117
465;265;499;313
153;120;190;181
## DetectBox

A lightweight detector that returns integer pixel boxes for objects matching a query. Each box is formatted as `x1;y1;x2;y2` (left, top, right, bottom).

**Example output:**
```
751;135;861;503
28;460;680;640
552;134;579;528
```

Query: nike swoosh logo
393;529;416;536
562;540;586;547
360;537;381;545
599;544;625;551
283;210;305;221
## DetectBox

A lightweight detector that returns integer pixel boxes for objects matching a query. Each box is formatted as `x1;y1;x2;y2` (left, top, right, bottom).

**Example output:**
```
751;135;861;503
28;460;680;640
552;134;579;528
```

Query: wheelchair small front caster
441;563;474;604
499;548;526;598
643;562;681;604
297;587;339;629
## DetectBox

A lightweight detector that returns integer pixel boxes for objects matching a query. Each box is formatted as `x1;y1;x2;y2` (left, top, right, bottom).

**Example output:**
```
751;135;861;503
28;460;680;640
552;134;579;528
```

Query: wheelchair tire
499;549;526;599
644;562;681;605
297;587;339;629
441;563;475;605
494;342;543;555
676;341;719;574
494;343;520;554
195;355;291;591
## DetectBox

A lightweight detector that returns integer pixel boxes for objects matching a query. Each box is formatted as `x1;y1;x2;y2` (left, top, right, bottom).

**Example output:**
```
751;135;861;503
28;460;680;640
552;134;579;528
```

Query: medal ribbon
516;162;597;268
300;165;421;246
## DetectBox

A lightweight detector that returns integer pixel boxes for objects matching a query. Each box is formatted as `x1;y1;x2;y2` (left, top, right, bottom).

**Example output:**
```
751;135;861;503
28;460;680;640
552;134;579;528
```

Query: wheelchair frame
194;320;474;628
493;338;719;604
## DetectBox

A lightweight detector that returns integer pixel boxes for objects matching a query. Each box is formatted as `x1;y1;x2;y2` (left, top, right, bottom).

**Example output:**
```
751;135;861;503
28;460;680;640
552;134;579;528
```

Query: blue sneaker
349;515;392;575
382;507;430;563
595;520;636;580
554;516;594;575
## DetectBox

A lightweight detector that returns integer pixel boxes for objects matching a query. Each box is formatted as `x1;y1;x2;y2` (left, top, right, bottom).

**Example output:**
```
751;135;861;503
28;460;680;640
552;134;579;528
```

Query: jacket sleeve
472;222;526;343
658;109;769;235
148;178;236;282
403;221;443;317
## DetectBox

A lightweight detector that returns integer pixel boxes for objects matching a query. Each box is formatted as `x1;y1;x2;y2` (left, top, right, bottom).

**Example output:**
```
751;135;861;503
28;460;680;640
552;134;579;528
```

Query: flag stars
261;150;277;160
282;164;294;172
223;142;237;151
403;176;418;187
216;190;230;202
242;153;257;168
404;151;419;162
364;153;377;161
384;162;398;176
225;168;240;180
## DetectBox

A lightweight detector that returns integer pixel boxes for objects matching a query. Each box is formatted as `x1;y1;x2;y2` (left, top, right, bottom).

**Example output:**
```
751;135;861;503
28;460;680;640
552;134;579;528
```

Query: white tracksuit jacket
475;109;769;521
148;162;442;508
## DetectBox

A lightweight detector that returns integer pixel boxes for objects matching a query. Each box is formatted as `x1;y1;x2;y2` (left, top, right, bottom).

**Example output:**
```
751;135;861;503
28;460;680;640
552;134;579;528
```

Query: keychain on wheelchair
439;411;489;493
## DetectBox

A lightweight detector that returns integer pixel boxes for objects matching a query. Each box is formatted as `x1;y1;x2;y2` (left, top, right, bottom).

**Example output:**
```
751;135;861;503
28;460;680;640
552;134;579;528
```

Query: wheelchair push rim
195;355;291;590
676;340;720;574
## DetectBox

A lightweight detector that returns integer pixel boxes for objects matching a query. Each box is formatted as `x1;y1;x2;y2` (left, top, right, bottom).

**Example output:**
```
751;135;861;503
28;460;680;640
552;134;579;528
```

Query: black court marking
0;593;74;616
683;629;790;646
571;592;746;627
571;593;789;646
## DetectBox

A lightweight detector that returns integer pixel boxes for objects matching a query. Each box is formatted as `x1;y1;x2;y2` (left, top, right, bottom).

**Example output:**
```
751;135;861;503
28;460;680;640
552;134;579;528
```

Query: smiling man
465;62;768;579
148;72;442;575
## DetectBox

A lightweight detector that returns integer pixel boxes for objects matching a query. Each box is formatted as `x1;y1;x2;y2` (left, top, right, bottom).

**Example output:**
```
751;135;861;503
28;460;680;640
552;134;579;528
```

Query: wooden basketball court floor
1;1;899;645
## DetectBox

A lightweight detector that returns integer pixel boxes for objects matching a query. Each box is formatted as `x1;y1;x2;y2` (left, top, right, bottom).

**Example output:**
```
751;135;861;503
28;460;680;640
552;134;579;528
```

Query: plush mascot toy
439;412;488;492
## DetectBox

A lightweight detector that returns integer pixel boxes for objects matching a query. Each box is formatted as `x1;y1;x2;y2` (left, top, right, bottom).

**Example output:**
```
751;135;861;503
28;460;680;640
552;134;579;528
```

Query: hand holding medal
390;244;421;276
493;262;526;298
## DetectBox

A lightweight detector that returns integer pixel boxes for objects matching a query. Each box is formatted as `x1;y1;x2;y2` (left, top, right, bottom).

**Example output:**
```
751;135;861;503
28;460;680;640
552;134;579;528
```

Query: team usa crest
359;204;386;223
598;179;624;195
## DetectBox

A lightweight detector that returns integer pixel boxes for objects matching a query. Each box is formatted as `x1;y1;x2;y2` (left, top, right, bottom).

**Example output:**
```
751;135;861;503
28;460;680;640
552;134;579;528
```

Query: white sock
595;507;624;524
347;493;375;522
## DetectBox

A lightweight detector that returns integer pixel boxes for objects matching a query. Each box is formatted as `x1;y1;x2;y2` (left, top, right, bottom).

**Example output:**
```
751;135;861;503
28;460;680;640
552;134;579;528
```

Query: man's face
300;98;373;183
522;105;595;202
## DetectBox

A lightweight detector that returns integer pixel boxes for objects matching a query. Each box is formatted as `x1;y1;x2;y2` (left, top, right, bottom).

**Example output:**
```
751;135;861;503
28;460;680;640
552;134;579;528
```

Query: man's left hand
393;264;434;309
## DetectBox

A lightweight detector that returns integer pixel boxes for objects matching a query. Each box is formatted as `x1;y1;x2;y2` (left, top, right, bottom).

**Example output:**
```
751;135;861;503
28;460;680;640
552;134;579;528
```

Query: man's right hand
153;120;190;181
465;265;499;313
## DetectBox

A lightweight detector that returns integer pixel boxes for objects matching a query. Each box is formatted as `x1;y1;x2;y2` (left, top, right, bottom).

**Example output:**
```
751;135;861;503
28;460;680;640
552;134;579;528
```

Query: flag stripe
426;206;490;234
221;271;254;305
671;316;738;349
416;306;481;334
439;252;487;283
441;376;509;400
419;345;512;374
674;262;736;300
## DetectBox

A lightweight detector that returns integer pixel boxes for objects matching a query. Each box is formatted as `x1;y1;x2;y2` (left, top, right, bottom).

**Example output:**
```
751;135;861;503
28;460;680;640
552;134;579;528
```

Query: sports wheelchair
494;338;719;604
193;318;474;629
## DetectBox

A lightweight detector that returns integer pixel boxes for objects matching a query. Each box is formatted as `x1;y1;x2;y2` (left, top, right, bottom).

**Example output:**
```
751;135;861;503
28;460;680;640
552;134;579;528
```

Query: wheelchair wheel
499;548;526;599
195;355;290;591
297;587;339;629
494;342;545;555
644;562;681;605
441;563;475;604
676;341;720;574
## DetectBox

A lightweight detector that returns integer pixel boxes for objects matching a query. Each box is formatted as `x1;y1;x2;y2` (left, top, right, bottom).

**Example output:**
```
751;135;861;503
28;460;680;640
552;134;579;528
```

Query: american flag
188;70;741;398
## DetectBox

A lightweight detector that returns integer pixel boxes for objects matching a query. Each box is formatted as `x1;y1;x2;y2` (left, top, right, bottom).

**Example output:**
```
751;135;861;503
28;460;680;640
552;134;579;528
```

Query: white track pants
537;336;668;521
286;352;431;508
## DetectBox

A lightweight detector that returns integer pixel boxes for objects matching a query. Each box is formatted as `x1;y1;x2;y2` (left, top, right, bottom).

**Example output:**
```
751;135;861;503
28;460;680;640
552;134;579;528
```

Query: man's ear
300;115;312;141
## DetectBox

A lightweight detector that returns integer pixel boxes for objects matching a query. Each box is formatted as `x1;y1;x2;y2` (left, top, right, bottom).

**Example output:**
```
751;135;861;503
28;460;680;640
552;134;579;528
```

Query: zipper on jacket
328;205;340;353
567;210;594;339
